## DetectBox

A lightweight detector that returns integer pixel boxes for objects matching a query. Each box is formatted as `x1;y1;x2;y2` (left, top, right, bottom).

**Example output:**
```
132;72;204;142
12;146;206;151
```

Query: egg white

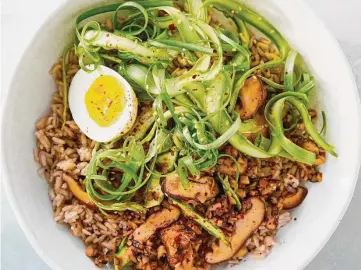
68;65;138;142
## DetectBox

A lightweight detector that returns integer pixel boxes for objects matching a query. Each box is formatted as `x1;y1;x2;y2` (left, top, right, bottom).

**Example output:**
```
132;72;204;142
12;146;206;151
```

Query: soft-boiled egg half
69;65;138;142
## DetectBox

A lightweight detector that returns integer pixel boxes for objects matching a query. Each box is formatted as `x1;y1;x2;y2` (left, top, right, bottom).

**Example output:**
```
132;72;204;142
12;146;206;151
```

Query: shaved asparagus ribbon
62;0;337;218
61;45;74;129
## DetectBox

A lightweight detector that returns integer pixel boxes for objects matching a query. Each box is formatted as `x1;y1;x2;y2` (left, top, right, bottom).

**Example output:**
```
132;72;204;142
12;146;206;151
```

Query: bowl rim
1;2;73;269
2;0;361;270
289;2;361;268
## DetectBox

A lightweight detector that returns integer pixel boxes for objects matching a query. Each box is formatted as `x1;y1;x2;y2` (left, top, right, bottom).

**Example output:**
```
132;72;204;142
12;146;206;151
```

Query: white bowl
2;0;361;269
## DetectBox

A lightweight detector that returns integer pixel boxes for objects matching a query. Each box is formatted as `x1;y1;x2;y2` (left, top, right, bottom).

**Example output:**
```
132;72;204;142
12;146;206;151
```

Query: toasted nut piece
270;196;278;205
302;140;319;155
314;154;326;166
238;76;267;120
237;157;248;172
157;245;167;259
240;176;250;185
258;178;269;188
217;156;248;176
223;145;239;158
265;216;278;230
249;190;259;196
283;187;308;209
311;172;323;183
236;189;246;199
86;245;96;257
301;140;326;166
205;197;265;264
308;109;317;119
160;224;195;268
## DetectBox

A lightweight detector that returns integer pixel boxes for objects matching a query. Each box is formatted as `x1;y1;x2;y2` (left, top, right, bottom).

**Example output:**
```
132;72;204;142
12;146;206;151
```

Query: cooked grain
34;29;324;269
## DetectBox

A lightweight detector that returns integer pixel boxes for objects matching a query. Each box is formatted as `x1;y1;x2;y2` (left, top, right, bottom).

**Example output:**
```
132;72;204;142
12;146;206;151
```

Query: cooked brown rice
34;30;324;269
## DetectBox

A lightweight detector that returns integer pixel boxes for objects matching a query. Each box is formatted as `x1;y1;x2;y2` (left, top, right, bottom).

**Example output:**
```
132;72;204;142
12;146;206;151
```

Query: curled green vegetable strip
85;137;150;210
149;39;214;54
235;18;250;48
265;92;337;164
187;0;208;21
183;116;241;150
202;72;273;158
287;97;337;156
165;19;223;93
69;1;337;216
267;96;316;165
112;2;148;36
61;45;74;129
321;111;327;136
284;50;298;91
84;30;170;62
202;0;291;113
155;6;201;43
203;0;289;57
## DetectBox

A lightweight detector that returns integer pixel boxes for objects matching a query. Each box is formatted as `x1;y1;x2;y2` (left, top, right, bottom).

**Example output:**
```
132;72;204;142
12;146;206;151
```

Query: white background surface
1;0;361;269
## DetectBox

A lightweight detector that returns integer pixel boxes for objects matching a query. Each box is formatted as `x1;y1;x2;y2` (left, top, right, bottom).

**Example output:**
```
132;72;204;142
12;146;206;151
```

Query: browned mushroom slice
283;187;308;210
205;197;265;264
232;244;248;260
160;224;195;269
238;76;267;120
132;206;180;243
163;174;219;203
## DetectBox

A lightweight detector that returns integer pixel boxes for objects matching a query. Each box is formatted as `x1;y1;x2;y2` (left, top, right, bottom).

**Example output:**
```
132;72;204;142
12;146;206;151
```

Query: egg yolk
85;75;125;127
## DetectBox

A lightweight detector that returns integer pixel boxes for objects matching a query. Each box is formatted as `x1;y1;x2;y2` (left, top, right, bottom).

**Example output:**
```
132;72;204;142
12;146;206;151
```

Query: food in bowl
33;0;337;269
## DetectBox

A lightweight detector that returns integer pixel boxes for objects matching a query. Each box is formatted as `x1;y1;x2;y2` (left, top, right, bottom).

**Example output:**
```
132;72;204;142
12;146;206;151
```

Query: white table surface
1;0;361;269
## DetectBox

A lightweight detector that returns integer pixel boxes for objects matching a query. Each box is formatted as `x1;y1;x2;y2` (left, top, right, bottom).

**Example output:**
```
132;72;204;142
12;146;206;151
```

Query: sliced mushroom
160;223;195;269
163;174;219;203
132;206;180;243
232;244;248;260
238;76;267;120
283;187;308;210
205;197;265;264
